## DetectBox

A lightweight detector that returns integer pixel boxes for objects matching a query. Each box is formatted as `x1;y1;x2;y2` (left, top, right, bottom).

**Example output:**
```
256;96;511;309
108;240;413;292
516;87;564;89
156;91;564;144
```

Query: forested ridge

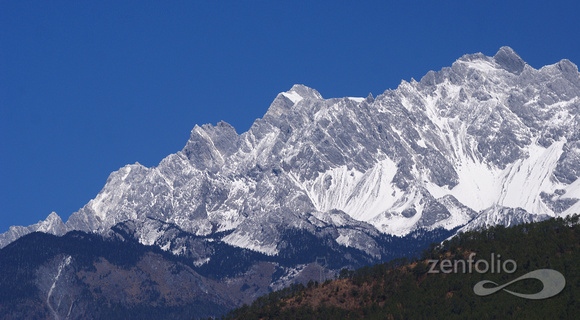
216;215;580;320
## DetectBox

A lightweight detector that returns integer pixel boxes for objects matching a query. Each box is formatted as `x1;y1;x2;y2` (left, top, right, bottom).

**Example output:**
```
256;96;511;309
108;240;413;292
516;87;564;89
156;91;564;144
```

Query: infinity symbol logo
473;269;565;299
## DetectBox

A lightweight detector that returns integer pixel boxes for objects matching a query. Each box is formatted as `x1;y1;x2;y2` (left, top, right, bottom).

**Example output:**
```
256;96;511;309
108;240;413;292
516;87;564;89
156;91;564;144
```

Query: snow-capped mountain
0;212;66;248
2;47;579;256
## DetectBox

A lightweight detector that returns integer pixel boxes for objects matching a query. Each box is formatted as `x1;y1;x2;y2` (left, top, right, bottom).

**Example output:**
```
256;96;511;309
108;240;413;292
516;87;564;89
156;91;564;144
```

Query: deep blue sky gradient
1;0;580;232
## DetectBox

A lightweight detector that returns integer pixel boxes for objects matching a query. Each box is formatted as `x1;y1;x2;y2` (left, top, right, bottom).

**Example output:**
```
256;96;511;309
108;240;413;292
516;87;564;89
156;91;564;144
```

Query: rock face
2;46;580;255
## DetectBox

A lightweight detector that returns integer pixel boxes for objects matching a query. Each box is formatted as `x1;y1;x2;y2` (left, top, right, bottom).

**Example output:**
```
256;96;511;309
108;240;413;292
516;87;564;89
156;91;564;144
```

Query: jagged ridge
2;47;580;258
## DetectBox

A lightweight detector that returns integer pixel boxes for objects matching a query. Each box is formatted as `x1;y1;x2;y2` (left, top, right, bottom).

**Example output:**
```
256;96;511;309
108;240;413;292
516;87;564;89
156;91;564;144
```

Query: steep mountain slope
2;46;580;257
0;231;238;319
0;227;453;319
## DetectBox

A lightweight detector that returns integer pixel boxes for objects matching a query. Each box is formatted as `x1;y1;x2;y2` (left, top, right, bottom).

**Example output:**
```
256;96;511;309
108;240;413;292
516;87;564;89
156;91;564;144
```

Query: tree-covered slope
220;215;580;319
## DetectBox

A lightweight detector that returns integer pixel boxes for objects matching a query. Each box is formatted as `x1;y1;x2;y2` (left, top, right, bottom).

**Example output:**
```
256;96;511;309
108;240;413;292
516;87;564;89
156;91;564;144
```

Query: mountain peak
365;92;374;103
37;212;66;234
183;120;239;170
264;85;323;119
289;84;323;99
46;211;62;221
493;46;526;74
0;211;66;248
283;84;323;103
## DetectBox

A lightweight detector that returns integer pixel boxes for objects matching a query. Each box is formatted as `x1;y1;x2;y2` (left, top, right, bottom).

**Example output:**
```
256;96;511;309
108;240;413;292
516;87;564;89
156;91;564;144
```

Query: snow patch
416;138;427;148
299;158;401;222
335;233;351;247
562;177;580;199
426;139;566;220
222;232;278;256
121;166;132;180
559;177;580;217
282;91;304;104
498;140;565;216
193;257;211;267
46;256;72;320
460;59;498;73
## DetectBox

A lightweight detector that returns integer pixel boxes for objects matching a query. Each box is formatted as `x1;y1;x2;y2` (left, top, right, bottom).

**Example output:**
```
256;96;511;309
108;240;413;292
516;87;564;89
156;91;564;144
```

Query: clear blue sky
1;0;579;233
